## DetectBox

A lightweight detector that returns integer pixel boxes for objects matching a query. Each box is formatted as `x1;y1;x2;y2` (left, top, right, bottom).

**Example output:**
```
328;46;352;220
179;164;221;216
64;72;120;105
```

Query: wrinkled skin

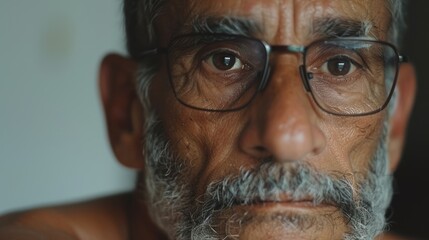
148;0;388;238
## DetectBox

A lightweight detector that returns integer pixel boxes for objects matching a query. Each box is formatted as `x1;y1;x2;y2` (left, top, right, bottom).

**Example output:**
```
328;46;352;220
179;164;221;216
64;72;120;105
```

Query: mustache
198;161;358;220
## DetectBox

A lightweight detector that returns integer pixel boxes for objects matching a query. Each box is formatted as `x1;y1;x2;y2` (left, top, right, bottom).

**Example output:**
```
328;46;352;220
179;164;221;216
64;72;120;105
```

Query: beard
141;111;393;240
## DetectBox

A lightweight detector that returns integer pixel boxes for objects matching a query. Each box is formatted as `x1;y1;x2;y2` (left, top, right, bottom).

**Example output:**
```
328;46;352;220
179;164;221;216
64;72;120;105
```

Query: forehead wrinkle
167;0;281;39
166;0;389;43
273;0;388;43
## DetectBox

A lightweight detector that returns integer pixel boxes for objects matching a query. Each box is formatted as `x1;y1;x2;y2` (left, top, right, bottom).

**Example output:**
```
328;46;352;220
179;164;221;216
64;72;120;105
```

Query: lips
235;195;312;205
231;194;335;209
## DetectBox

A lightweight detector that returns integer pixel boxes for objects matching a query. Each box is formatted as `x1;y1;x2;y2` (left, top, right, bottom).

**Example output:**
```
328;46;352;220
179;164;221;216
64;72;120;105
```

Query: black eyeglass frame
139;33;408;116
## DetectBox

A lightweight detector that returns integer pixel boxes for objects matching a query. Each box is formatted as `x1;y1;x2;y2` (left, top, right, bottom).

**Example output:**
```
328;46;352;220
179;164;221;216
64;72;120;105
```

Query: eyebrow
181;16;262;36
312;17;374;39
180;15;374;40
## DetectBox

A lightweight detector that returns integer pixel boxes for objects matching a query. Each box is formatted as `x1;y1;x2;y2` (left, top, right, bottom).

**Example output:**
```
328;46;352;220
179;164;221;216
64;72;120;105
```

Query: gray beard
141;112;393;240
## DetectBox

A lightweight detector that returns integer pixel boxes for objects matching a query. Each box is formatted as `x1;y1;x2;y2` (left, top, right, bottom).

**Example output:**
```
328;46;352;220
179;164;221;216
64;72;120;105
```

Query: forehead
160;0;390;43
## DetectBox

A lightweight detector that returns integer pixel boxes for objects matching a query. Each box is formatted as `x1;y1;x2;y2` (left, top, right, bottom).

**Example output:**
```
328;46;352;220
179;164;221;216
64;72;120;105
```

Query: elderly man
0;0;417;239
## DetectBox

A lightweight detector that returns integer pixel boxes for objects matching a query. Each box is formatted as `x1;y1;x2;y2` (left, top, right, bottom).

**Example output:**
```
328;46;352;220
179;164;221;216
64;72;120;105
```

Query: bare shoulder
378;233;421;240
0;193;132;240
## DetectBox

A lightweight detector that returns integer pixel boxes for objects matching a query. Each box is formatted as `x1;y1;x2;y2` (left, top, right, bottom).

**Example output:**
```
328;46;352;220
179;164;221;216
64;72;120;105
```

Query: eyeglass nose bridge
258;44;312;92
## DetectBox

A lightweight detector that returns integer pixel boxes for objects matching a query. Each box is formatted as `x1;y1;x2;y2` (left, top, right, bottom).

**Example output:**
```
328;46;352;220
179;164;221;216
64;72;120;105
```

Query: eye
321;56;359;76
206;51;246;71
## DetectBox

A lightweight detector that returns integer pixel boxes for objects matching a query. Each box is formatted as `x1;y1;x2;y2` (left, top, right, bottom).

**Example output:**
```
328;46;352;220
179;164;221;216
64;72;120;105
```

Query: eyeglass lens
166;35;398;115
305;39;398;115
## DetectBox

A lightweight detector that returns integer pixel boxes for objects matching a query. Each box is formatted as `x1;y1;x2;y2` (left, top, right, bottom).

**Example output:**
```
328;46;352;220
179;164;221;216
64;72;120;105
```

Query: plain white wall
0;0;136;214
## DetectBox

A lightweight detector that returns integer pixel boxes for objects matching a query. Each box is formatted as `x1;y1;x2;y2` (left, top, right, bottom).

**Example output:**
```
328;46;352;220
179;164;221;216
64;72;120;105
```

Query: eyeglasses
140;33;407;116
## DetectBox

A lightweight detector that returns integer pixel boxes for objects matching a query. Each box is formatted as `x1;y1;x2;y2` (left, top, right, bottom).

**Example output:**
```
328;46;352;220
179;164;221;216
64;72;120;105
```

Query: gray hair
386;0;408;47
123;0;167;59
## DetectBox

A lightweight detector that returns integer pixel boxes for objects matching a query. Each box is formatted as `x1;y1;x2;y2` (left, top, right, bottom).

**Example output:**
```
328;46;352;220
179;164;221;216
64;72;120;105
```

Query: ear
99;53;145;169
388;63;417;172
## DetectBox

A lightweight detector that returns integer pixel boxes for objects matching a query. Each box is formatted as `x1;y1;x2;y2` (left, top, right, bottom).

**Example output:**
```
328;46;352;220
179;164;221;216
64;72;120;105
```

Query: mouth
229;195;337;212
245;201;337;214
248;200;336;211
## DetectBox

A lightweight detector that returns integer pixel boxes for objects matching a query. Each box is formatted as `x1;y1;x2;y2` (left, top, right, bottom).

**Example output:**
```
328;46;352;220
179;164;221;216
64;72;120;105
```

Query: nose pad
299;65;312;92
258;66;272;91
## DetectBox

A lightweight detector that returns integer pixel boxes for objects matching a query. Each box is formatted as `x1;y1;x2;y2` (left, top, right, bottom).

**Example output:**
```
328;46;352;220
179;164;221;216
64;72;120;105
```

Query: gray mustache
200;161;357;219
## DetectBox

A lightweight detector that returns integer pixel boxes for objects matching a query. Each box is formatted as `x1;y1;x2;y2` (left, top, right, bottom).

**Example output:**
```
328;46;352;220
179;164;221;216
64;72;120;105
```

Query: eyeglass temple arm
399;55;408;63
138;48;168;59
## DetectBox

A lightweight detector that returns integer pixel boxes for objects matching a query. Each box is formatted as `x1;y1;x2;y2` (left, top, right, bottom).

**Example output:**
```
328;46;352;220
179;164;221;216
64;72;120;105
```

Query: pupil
213;53;236;70
328;58;351;76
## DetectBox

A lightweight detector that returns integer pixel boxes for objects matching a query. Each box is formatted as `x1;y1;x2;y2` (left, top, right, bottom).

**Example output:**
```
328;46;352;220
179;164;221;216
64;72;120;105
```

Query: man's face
143;0;393;239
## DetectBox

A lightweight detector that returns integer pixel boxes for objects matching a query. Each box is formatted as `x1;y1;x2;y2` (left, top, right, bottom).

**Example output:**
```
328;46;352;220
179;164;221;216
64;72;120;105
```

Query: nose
239;64;326;162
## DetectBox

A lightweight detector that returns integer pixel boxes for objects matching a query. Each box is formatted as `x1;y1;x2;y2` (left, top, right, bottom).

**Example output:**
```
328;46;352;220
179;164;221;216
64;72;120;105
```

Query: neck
128;190;169;240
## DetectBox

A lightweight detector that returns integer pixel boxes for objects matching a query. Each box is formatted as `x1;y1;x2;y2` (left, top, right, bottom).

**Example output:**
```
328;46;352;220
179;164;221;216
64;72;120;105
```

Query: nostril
254;146;266;153
249;145;271;158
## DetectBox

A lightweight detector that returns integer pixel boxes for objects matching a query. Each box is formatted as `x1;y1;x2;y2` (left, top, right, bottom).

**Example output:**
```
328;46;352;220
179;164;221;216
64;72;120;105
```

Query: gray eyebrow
182;16;262;36
312;17;374;39
180;16;373;40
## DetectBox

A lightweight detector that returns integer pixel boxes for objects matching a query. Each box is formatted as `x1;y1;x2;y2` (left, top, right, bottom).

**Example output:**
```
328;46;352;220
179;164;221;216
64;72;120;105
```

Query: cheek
323;114;385;175
149;68;201;162
349;119;385;173
169;113;248;195
148;50;248;176
151;70;249;190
